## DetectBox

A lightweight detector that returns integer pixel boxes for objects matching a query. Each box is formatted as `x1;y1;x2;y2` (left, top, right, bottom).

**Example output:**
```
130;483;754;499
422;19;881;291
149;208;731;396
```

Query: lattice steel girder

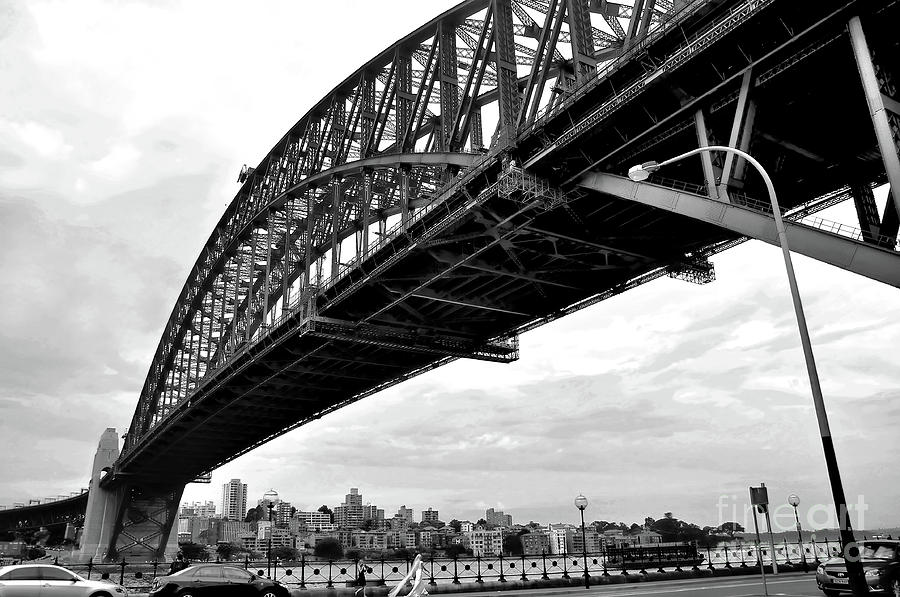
307;316;520;363
493;0;521;146
579;173;900;287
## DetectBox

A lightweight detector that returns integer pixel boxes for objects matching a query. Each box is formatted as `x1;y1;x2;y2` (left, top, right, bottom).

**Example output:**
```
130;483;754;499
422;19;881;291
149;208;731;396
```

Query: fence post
540;550;549;580
476;554;483;583
605;544;612;576
244;555;250;570
707;544;714;570
691;542;701;572
498;550;506;582
87;558;93;580
739;546;747;568
639;546;647;575
812;537;821;566
621;547;629;576
562;548;569;579
326;559;333;589
152;560;159;579
428;555;436;586
119;558;126;586
520;552;528;581
300;553;306;590
724;545;731;569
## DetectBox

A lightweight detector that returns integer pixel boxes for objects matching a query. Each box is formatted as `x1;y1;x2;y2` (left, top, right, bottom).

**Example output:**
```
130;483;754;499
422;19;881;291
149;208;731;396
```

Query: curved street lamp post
628;147;865;597
267;501;275;579
575;495;590;589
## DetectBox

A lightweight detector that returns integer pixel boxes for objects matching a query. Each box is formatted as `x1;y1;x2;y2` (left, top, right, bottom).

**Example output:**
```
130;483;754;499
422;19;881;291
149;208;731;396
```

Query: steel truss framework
84;0;900;561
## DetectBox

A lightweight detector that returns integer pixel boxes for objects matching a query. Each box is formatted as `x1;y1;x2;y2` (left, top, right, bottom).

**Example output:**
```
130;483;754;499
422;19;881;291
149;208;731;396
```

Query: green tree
314;537;343;560
392;547;414;560
245;505;267;525
718;522;745;536
360;518;376;531
178;541;209;562
272;546;298;561
445;544;467;558
502;533;524;556
216;542;242;560
448;519;462;533
345;548;362;561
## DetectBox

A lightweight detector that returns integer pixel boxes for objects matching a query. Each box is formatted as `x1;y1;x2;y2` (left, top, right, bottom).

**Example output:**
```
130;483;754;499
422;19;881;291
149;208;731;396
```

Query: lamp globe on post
574;494;590;589
788;494;806;570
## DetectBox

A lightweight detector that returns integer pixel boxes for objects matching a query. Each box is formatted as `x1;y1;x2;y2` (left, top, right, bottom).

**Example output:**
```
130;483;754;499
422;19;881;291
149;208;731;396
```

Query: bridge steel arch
77;0;899;562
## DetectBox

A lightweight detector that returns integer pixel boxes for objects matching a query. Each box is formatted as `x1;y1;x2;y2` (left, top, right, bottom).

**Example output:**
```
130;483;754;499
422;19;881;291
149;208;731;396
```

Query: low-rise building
521;532;550;555
467;529;502;556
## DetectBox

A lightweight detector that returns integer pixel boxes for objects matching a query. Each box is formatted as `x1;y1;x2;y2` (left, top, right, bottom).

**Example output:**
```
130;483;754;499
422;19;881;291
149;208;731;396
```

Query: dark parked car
816;540;900;596
148;565;287;597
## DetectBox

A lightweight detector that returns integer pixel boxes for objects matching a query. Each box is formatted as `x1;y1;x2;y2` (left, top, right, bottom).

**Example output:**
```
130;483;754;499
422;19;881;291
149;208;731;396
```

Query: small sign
750;485;769;506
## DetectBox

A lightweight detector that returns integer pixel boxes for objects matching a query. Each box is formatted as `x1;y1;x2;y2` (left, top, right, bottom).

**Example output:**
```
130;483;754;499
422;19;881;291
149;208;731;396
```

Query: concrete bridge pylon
76;428;184;562
77;428;121;562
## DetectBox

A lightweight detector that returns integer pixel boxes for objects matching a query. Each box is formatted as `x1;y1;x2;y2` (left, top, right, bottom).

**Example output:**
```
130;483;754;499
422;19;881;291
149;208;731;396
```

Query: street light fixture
267;501;275;579
574;494;590;589
788;494;807;571
628;146;865;597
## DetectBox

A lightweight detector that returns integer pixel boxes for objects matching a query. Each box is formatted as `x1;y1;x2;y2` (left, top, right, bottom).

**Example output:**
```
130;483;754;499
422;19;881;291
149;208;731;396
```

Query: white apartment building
221;479;247;521
467;529;502;556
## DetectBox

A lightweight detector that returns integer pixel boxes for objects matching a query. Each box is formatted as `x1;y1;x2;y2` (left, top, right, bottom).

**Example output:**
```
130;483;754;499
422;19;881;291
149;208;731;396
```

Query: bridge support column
848;15;900;218
77;428;121;562
693;109;721;200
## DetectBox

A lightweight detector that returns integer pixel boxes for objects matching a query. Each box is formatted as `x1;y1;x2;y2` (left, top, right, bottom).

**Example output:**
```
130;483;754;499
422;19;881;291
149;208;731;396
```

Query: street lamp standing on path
788;494;807;571
574;494;590;589
267;501;275;579
628;146;866;597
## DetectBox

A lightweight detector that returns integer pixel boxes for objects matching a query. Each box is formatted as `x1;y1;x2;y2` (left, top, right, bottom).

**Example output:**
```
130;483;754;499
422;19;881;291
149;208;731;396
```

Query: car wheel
177;592;198;597
259;591;281;597
89;593;113;597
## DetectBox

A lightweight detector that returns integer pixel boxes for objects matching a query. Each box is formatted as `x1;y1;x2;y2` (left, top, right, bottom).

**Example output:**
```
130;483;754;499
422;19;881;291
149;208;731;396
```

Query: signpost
750;483;780;595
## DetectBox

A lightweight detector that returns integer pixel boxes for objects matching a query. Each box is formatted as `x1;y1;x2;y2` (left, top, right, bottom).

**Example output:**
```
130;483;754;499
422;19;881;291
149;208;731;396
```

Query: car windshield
861;543;898;560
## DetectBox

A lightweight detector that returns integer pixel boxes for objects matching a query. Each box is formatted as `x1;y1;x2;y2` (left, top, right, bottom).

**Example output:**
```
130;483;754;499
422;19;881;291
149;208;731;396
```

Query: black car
816;540;900;596
148;564;288;597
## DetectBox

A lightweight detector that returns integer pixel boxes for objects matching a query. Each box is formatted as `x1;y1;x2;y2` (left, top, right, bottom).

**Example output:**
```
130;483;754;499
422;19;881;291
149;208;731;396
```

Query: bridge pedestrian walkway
579;173;900;288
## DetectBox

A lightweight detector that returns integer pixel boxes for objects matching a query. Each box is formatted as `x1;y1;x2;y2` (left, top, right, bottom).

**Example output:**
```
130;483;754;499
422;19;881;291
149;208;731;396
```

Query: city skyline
1;0;898;534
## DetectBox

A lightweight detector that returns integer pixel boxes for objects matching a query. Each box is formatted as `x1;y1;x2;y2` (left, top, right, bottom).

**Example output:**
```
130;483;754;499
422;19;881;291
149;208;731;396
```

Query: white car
0;564;128;596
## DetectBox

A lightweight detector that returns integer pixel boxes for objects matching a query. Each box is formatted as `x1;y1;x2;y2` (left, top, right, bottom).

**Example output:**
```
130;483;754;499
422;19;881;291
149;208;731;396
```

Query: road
464;573;820;597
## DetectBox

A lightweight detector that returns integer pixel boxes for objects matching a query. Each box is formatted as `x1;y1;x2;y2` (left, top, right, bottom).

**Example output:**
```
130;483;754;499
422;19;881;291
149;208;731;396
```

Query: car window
194;566;223;579
2;568;43;580
38;567;76;581
223;567;252;581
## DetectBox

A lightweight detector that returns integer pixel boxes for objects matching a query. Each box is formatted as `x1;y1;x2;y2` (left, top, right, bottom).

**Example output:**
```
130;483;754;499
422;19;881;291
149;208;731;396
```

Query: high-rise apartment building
485;508;512;527
397;505;414;524
276;501;293;527
421;508;439;524
362;504;384;524
221;479;247;521
334;488;365;529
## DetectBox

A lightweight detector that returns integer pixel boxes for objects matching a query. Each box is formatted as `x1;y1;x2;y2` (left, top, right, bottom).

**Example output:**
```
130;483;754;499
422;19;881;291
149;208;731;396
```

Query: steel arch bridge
45;0;897;562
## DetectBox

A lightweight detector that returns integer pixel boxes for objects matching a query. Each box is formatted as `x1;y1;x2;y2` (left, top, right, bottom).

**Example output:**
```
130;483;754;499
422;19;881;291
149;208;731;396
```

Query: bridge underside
111;161;741;486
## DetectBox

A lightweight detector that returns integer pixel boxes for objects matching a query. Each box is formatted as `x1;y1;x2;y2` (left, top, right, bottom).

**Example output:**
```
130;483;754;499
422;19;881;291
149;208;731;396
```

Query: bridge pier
77;428;183;562
77;428;122;562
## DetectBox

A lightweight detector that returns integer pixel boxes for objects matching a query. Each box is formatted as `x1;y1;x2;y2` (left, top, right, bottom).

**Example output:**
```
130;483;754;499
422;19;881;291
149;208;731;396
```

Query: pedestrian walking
355;562;368;597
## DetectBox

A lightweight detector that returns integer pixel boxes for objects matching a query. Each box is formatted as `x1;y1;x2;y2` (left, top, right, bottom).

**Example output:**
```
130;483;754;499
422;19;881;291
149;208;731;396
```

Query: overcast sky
1;0;897;532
